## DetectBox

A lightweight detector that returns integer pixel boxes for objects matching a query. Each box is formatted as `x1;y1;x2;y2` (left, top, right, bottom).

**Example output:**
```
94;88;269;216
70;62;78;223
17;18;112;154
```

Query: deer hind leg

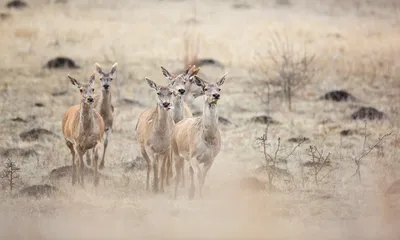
99;128;110;170
181;161;185;188
93;143;101;187
140;147;151;191
66;141;76;185
74;146;85;187
166;150;172;186
174;155;184;199
200;160;214;197
85;151;91;167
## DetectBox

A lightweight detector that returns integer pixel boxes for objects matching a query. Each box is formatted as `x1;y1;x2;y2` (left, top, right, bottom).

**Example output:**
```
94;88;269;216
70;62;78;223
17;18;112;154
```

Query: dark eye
110;78;113;81
92;89;95;92
168;92;172;96
100;78;104;81
157;92;161;95
79;89;83;93
218;88;221;91
204;88;208;91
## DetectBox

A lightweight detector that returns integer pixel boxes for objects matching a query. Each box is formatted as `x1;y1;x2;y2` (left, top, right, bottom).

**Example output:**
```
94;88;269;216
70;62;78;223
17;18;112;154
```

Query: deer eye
157;92;161;95
204;88;208;91
79;89;83;93
92;89;95;92
218;88;221;91
110;78;113;81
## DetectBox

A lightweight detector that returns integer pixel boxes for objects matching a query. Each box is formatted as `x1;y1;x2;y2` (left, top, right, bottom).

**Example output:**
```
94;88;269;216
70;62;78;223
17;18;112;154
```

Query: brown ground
1;0;400;239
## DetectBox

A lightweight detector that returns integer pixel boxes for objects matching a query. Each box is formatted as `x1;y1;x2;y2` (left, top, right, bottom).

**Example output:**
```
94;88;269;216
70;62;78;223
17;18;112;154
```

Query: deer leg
99;129;110;170
174;155;184;199
66;141;76;185
188;157;201;200
93;143;100;187
160;154;167;193
165;150;172;186
152;153;159;193
181;161;185;188
85;151;91;167
200;160;214;198
140;147;151;191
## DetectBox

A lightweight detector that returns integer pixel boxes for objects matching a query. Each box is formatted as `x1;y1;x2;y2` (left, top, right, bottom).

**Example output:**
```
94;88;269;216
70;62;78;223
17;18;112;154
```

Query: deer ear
161;66;174;81
187;65;200;80
145;77;158;90
193;76;206;88
95;63;103;75
68;75;80;88
216;72;228;87
111;62;118;75
89;72;96;86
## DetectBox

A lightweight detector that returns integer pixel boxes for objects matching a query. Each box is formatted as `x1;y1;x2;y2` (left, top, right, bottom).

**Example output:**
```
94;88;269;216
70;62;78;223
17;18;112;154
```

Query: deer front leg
66;141;76;185
74;146;85;187
140;147;151;191
174;155;184;199
160;153;167;193
152;153;159;193
200;159;214;197
99;128;110;170
93;143;100;187
85;151;91;166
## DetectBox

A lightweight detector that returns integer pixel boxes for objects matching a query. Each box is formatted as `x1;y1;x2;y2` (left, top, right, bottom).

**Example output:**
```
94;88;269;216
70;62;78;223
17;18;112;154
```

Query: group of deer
62;63;227;199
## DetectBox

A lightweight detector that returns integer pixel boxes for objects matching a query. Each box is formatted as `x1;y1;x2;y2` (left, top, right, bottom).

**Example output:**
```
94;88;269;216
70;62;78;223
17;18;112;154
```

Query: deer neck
172;95;184;123
202;102;218;138
100;89;112;113
154;104;170;133
79;101;95;135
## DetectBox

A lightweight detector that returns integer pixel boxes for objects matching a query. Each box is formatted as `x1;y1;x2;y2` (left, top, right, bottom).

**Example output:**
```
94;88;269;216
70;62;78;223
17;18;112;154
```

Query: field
0;0;400;239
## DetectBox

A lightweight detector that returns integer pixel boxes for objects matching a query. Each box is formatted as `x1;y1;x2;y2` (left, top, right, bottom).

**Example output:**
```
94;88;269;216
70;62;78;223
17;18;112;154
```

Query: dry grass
0;0;400;239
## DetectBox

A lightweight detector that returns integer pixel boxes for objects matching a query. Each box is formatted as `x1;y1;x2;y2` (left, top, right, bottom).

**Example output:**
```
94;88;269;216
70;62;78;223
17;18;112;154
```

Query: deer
62;73;105;187
160;65;200;186
85;62;117;169
135;77;175;193
171;72;228;199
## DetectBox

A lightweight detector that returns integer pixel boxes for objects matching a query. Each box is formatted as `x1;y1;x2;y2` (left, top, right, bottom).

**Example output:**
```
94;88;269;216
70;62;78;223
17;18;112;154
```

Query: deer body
85;63;117;169
172;73;227;199
135;78;174;193
62;73;104;186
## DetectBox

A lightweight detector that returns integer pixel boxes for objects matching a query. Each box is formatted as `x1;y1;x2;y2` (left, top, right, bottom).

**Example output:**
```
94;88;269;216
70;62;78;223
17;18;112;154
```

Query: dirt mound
14;184;63;198
47;165;109;182
0;147;38;158
321;90;356;102
287;137;310;143
45;56;80;69
6;0;27;9
249;115;280;125
351;107;385;120
19;128;59;142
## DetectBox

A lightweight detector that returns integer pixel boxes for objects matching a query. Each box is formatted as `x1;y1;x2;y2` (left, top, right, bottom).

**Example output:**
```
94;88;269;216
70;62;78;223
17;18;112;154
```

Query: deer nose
103;84;109;89
212;93;220;99
87;97;94;103
163;102;170;108
178;89;185;95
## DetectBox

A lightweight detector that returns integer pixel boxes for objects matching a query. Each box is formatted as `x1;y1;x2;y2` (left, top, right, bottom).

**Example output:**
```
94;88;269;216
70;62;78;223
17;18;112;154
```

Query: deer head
68;72;96;104
193;72;228;105
145;77;174;111
95;62;117;91
161;65;200;97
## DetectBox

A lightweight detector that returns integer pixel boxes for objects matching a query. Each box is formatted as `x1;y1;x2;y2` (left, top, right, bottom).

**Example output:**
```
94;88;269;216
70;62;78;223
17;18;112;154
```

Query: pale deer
135;77;174;193
85;62;117;169
160;65;200;186
171;72;227;199
62;73;105;187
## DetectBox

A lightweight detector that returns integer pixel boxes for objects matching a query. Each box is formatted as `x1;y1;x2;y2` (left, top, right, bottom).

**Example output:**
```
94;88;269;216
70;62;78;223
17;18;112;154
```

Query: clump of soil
321;90;356;102
45;56;80;69
19;128;59;142
351;107;384;120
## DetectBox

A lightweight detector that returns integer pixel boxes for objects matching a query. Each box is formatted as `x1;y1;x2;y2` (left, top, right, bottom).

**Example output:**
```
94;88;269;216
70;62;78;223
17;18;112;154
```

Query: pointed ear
68;75;80;88
184;65;192;75
95;63;103;75
187;65;200;80
193;76;206;88
111;62;118;75
89;72;96;86
160;66;174;81
145;77;158;90
216;72;228;87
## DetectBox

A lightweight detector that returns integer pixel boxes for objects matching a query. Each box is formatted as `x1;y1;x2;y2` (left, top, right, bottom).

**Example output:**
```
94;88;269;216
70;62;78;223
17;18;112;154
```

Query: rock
47;165;109;181
340;129;354;137
19;128;59;142
351;107;384;120
34;102;44;107
45;57;80;69
10;117;27;123
321;90;356;102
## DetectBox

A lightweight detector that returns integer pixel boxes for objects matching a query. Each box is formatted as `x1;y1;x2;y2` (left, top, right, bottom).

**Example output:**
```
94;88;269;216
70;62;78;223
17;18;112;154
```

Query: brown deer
160;65;200;186
62;73;105;186
85;62;117;169
135;77;174;193
171;72;227;199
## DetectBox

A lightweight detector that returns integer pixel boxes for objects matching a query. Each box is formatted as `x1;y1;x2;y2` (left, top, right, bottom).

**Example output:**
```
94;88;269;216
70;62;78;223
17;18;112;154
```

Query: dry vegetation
0;0;400;239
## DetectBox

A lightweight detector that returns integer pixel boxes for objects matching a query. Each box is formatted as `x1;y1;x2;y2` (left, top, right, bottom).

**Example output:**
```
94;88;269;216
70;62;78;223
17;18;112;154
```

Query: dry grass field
1;0;400;239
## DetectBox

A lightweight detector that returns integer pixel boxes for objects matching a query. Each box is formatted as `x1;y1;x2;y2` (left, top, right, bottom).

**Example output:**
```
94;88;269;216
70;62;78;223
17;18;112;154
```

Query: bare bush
1;158;21;195
306;146;333;186
253;31;317;111
352;123;392;181
255;125;306;188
